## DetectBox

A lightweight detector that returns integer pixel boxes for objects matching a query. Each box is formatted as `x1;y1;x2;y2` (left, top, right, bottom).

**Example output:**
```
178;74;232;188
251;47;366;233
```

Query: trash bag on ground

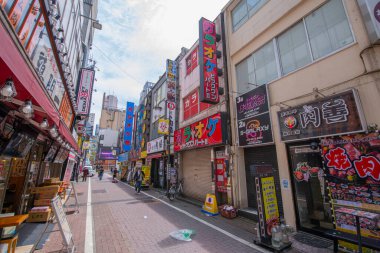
169;229;195;242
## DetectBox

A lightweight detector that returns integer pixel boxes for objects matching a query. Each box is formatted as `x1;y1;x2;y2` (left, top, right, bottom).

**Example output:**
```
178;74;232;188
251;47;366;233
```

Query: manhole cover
92;189;107;194
293;232;333;248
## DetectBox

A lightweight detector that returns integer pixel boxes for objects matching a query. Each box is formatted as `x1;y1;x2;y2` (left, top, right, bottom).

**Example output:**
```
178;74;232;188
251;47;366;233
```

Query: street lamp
80;15;102;30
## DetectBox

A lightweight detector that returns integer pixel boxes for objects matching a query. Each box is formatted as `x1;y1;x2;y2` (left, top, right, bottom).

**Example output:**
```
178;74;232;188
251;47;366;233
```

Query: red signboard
174;113;226;152
183;89;211;121
199;17;219;104
186;47;198;75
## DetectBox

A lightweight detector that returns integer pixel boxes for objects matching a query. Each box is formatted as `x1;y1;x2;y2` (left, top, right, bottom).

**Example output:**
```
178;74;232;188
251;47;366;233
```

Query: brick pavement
31;174;333;253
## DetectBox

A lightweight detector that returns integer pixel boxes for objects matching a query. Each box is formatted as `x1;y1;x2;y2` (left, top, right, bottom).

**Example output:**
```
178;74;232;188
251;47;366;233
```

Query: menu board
321;133;380;239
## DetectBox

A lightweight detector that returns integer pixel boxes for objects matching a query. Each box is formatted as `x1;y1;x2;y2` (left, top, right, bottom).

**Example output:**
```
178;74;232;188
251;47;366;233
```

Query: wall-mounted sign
236;84;273;146
147;136;165;154
59;93;73;129
82;141;90;150
277;89;366;142
174;112;227;152
186;47;198;75
98;147;119;160
167;101;176;136
199;17;219;104
123;102;134;152
158;119;169;135
166;59;176;102
77;68;95;116
118;153;128;162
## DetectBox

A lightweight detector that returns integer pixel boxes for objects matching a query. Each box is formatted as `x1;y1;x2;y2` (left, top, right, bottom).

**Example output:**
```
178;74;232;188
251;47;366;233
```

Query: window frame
231;0;268;32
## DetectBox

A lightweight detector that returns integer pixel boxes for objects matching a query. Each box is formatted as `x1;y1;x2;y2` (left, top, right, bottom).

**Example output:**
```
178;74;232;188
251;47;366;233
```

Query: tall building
99;93;126;130
223;0;380;247
0;0;99;227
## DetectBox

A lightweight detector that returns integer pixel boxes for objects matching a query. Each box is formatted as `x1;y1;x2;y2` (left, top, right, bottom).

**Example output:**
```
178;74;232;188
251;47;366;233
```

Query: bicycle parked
167;179;184;201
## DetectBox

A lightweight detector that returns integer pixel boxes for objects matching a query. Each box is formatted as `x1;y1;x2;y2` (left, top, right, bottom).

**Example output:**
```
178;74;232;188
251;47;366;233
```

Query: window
235;0;354;93
305;0;353;60
232;0;267;31
278;22;311;75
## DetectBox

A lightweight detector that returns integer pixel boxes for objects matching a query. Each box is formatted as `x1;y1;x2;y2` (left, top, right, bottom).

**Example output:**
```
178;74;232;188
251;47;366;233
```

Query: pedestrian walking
133;167;145;193
82;167;89;182
98;166;104;181
113;168;118;180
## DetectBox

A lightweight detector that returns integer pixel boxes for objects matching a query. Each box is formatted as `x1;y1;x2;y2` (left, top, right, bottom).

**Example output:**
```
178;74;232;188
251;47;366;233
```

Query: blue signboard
118;153;128;162
123;102;134;152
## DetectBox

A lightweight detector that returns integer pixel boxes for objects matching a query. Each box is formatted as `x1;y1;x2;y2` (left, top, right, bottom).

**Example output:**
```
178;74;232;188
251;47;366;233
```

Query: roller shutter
182;148;212;201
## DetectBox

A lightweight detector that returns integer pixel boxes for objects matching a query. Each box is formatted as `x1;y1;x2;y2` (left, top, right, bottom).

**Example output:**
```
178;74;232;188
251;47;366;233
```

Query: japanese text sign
77;68;95;115
147;136;165;154
166;59;176;102
167;102;176;136
123;102;134;152
186;47;198;75
236;84;273;146
174;112;226;152
98;147;119;160
199;17;219;104
277;90;366;141
321;133;380;184
158;119;169;135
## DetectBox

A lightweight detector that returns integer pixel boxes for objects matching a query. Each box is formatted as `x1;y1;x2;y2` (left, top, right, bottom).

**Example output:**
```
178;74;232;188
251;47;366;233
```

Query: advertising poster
321;133;380;239
167;102;176;137
8;0;30;29
26;14;44;55
147;136;165;154
215;158;227;193
277;90;366;142
199;17;219;104
174;112;226;152
141;165;151;186
98;147;119;160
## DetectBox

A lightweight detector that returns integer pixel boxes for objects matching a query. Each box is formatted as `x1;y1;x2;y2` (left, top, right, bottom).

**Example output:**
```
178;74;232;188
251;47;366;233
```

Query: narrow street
38;174;268;253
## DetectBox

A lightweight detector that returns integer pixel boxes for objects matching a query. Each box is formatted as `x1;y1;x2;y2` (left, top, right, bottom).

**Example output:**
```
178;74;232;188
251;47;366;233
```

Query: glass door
289;144;333;231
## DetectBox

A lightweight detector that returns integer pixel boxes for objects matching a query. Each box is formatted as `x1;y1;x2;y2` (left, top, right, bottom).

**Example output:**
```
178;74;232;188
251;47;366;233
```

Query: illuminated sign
77;68;95;116
123;102;134;152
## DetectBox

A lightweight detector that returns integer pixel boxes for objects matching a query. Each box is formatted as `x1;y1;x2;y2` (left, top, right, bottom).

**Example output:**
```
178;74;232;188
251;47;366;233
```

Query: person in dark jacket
133;168;145;193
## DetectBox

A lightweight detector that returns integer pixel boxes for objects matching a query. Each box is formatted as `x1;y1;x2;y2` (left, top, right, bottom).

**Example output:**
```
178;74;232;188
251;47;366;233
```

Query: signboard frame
76;68;95;116
51;196;75;251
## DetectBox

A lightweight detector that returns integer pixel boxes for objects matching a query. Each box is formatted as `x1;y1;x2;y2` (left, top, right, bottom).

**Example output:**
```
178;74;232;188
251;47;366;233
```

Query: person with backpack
98;166;104;181
133;167;145;193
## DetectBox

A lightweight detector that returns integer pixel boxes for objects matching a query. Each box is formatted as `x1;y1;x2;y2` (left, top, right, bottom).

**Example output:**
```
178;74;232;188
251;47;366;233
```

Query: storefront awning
0;23;78;151
146;153;162;159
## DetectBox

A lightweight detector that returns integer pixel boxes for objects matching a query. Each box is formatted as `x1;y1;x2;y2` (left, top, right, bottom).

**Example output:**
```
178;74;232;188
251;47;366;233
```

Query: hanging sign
158;119;169;135
123;102;134;152
199;17;219;104
174;112;227;152
166;59;176;102
277;89;366;141
77;68;95;116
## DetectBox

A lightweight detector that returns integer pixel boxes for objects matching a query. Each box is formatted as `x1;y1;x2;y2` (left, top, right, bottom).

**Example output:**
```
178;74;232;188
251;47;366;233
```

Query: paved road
90;174;265;253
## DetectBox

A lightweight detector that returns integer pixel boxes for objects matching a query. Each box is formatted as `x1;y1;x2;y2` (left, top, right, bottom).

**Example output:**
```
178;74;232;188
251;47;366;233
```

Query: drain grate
92;189;107;194
293;232;333;248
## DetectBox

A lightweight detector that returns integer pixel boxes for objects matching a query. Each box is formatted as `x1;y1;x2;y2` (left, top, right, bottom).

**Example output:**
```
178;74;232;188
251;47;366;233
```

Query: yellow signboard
82;141;90;150
158;119;169;135
141;165;150;186
261;177;279;222
201;194;219;216
140;151;147;158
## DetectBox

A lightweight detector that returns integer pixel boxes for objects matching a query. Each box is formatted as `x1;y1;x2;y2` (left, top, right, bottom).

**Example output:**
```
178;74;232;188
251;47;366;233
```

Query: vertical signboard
166;59;176;102
123;102;134;152
199;17;219;104
77;68;95;116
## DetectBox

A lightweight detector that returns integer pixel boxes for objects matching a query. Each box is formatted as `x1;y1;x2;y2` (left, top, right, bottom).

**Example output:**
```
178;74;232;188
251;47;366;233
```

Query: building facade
223;0;380;246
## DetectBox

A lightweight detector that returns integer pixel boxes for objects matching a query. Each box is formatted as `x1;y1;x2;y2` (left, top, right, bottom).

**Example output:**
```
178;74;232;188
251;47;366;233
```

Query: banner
77;68;95;116
174;113;227;152
123;102;134;152
199;17;219;104
277;89;366;141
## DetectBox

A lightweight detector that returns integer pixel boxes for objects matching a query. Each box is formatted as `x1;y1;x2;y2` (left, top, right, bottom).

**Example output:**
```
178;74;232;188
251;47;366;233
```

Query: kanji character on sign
322;99;349;124
325;147;352;171
184;126;192;142
207;117;219;137
354;156;380;181
194;121;204;138
299;105;321;128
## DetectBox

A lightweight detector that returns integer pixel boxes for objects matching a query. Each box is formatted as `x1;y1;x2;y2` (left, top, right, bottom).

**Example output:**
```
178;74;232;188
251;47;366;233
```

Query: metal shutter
182;148;212;202
244;145;284;217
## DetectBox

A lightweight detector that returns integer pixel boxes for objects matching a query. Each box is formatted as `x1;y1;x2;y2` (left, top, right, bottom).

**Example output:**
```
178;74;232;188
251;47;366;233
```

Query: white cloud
90;0;228;126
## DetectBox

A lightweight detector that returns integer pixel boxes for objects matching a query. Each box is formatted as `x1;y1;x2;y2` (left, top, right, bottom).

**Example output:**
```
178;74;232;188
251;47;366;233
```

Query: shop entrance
288;143;333;232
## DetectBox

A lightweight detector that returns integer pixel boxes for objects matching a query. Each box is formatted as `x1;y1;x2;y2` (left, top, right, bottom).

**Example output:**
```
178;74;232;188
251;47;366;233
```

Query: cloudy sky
89;0;229;126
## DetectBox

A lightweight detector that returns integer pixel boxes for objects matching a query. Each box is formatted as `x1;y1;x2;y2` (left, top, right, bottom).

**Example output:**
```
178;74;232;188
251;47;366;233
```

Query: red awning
0;23;78;151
